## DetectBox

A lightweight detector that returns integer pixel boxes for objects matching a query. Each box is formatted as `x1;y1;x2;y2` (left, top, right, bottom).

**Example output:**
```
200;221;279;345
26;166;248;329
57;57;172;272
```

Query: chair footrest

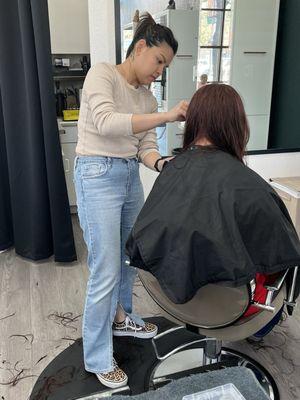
152;325;206;360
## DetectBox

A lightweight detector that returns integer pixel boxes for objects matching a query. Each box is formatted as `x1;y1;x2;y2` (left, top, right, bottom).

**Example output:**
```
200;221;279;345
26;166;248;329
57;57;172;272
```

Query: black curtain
0;0;77;262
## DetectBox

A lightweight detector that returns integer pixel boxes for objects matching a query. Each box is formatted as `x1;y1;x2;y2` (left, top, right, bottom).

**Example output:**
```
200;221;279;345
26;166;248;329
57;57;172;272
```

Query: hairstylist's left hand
157;156;174;172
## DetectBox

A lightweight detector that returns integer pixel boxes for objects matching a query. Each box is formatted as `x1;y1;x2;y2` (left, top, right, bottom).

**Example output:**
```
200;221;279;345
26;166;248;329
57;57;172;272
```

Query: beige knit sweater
76;62;159;161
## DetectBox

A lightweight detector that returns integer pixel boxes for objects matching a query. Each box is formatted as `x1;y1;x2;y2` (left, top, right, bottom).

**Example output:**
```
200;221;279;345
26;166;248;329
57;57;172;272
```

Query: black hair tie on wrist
154;157;170;172
154;157;163;172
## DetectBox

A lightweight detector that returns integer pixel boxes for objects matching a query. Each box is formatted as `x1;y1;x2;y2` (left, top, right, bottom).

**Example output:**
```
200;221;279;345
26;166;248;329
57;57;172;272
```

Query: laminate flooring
0;215;299;400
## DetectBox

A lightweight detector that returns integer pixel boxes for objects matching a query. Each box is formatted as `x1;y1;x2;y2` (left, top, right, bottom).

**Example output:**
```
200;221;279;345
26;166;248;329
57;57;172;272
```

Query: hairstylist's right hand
167;100;189;122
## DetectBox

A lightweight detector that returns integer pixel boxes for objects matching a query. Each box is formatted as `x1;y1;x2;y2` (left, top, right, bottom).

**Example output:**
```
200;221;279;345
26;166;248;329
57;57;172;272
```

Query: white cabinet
230;0;280;150
61;143;77;207
246;115;270;150
48;0;90;54
59;122;78;207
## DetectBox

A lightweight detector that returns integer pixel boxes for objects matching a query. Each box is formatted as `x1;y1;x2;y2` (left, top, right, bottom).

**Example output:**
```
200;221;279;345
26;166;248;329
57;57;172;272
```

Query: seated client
126;84;300;309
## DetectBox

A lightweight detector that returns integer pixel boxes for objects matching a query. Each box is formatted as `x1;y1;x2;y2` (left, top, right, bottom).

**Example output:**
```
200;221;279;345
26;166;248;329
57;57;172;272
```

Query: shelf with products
52;54;90;79
53;71;86;80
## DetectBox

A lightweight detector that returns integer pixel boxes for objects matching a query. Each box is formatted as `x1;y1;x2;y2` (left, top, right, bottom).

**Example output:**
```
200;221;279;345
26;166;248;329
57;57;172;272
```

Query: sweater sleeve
84;63;133;136
138;96;160;161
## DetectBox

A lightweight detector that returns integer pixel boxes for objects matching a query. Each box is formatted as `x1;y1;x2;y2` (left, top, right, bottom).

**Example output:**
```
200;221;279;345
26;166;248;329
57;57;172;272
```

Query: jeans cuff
127;312;145;327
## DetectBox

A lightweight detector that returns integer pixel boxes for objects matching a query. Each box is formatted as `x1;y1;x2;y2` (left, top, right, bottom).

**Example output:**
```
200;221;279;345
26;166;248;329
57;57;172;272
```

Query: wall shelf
53;70;86;80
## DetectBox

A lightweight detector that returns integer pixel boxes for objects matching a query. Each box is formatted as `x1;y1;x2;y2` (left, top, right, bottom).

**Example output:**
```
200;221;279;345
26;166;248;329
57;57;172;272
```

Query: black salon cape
126;147;300;304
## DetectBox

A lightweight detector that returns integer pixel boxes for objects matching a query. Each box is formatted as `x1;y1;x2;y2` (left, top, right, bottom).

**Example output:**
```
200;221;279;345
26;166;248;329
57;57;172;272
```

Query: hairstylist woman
74;13;188;388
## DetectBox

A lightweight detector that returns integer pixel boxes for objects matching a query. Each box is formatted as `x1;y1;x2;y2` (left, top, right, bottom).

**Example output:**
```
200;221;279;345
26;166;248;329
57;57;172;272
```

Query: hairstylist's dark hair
126;12;178;58
183;84;250;162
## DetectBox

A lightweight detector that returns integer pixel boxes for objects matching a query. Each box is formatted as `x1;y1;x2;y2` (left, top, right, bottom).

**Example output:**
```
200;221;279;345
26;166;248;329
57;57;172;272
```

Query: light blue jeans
74;156;144;373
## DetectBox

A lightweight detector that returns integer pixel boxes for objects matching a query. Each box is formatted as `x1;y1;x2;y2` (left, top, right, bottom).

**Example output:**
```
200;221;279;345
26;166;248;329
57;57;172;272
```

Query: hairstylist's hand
167;100;189;122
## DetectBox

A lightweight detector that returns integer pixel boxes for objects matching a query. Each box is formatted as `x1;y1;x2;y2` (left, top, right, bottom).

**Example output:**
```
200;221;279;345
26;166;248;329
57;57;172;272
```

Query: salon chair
137;266;299;400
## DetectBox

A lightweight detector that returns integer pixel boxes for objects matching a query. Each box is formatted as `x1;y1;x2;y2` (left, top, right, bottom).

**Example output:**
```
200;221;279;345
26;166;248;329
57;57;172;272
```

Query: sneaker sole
97;374;128;389
113;328;158;339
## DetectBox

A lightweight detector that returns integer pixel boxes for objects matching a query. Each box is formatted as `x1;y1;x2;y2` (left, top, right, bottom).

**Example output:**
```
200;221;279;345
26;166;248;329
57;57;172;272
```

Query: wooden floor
0;215;299;400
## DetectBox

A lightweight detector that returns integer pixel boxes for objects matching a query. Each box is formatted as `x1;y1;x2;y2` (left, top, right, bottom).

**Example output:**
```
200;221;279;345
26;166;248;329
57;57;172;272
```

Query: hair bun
133;10;139;23
138;12;156;27
126;11;178;59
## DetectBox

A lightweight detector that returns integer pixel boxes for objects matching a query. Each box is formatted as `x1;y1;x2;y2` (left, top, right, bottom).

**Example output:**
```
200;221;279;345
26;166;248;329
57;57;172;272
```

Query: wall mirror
116;0;300;155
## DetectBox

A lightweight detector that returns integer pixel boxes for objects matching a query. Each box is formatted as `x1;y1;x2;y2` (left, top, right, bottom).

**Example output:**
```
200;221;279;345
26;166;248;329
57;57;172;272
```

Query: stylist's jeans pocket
74;156;112;220
81;160;108;179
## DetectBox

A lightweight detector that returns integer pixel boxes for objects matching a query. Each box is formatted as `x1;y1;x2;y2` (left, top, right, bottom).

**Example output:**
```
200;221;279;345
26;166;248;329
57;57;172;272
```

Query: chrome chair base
150;346;279;400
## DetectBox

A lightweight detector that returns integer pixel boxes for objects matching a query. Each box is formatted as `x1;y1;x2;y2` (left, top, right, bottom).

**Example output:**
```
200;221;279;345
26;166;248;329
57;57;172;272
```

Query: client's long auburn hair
183;84;249;162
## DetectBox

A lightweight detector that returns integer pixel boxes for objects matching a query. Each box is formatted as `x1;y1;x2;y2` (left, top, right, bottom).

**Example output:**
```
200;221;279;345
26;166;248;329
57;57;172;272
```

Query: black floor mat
29;317;204;400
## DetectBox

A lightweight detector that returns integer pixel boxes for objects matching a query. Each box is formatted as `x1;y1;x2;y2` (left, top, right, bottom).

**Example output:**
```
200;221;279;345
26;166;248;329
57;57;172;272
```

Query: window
197;0;234;84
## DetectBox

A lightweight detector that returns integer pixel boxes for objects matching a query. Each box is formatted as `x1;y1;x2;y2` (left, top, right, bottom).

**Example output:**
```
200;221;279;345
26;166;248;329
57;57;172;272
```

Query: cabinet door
167;10;199;100
48;0;90;54
59;122;78;143
230;0;280;115
164;99;184;155
61;143;77;206
247;115;270;151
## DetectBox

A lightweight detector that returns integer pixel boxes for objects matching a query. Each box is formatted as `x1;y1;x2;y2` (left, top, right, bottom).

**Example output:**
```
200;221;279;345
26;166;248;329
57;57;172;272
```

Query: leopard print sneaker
112;315;158;339
96;359;128;388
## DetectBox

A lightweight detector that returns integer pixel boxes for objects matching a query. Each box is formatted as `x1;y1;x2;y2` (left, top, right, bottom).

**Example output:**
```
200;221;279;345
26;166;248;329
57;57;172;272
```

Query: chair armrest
251;266;298;313
251;270;289;313
284;266;298;309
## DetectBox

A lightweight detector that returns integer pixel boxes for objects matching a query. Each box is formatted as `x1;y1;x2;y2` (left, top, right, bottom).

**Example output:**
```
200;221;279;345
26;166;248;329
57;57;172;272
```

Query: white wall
140;152;300;199
88;0;116;65
245;152;300;181
48;0;90;54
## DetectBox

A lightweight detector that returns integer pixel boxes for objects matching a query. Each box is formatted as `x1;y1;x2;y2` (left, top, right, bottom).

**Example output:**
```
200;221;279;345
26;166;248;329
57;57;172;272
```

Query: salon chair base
29;317;278;399
150;345;279;400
